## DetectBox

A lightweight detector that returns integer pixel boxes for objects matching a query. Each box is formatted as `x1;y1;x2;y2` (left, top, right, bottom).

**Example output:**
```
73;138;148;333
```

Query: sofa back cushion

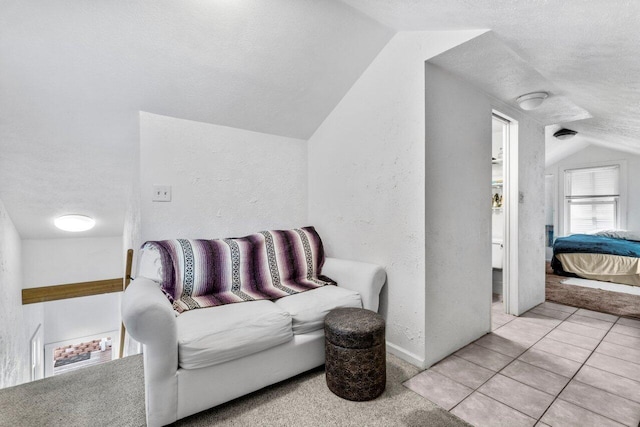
141;226;335;313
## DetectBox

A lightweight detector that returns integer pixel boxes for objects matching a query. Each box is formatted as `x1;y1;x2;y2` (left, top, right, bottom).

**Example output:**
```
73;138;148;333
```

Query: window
564;165;620;234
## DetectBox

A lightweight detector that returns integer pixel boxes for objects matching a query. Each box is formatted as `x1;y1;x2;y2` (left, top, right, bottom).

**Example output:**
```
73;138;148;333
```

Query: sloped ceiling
2;1;640;239
0;0;393;238
427;31;592;126
344;0;640;156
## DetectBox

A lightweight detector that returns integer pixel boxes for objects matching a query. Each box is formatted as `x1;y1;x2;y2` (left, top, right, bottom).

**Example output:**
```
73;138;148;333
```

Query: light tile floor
404;300;640;426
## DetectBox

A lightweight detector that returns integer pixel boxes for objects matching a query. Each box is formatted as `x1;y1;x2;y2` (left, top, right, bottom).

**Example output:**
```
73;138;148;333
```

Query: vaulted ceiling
344;0;640;159
0;0;393;238
1;0;639;239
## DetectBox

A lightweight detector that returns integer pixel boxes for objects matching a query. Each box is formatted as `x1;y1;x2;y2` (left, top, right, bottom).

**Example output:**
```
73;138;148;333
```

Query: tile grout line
447;305;576;417
615;318;640;330
421;303;638;424
563;316;617;333
536;308;640;424
472;390;538;422
456;304;627;424
535;312;619;424
609;317;640;342
584;341;640;365
490;310;632;425
554;314;640;363
512;305;640;422
565;378;640;425
419;310;519;415
489;306;583;422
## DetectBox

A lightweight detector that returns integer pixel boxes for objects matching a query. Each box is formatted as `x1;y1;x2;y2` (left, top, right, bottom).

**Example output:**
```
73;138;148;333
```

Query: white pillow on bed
592;229;640;242
620;231;640;242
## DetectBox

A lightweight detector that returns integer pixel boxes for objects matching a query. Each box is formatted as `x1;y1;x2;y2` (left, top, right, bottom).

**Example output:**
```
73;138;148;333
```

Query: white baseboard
386;341;426;369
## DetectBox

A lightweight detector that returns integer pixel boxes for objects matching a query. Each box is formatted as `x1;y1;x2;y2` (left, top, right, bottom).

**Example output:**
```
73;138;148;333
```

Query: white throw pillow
593;229;640;242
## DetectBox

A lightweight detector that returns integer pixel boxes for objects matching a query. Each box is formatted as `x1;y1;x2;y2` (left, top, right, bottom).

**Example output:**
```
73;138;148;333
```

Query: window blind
566;165;619;198
564;165;620;234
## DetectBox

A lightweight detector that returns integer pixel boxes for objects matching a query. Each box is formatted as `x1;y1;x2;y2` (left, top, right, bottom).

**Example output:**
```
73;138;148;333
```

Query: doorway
492;115;507;309
491;111;519;316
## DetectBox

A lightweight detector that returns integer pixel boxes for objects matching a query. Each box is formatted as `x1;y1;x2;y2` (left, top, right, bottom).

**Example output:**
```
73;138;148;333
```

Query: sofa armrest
122;277;177;358
121;277;178;426
322;257;386;312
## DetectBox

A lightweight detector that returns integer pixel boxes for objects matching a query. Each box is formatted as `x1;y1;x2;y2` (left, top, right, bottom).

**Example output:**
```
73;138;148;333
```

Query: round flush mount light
516;92;549;110
553;128;578;140
54;214;96;232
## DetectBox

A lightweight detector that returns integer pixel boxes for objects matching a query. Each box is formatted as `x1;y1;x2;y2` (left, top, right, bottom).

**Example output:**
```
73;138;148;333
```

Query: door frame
492;110;519;315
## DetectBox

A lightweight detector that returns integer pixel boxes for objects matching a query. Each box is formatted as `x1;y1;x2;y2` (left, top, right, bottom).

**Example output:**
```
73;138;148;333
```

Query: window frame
559;160;627;237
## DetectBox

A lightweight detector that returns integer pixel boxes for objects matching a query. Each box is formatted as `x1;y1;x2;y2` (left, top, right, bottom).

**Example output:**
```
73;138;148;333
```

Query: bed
551;232;640;287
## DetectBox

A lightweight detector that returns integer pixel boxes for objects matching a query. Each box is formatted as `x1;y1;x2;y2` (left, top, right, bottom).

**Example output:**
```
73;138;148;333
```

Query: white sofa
122;256;386;427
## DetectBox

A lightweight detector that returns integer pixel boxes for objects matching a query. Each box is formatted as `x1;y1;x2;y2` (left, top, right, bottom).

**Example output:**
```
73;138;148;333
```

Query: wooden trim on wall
119;249;134;358
22;278;123;305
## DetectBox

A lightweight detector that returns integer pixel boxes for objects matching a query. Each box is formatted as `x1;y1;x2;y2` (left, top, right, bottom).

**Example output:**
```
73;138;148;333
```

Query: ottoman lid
325;307;385;349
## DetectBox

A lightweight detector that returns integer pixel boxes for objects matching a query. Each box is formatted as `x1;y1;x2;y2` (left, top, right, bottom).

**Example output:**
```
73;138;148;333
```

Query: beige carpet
176;353;469;427
0;354;146;427
0;353;468;427
545;263;640;318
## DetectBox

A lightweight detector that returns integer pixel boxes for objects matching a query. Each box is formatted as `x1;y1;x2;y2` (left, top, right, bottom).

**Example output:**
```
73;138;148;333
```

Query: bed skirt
556;253;640;287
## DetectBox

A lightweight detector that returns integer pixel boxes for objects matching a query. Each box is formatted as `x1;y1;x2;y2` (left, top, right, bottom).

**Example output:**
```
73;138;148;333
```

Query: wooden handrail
20;249;135;360
119;249;134;358
22;278;124;305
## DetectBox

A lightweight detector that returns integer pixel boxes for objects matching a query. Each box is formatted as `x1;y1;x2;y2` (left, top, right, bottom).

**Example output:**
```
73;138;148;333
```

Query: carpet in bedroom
545;262;640;318
0;353;469;427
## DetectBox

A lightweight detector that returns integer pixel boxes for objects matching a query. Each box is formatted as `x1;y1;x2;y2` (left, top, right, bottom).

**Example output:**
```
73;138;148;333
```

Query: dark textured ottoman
324;307;386;401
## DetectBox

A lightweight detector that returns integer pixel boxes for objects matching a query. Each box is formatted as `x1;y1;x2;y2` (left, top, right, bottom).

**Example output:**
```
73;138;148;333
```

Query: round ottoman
324;307;386;401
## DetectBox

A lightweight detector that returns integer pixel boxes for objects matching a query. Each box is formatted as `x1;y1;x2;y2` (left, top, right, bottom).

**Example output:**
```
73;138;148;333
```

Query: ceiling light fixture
516;92;549;110
54;214;96;232
553;128;578;140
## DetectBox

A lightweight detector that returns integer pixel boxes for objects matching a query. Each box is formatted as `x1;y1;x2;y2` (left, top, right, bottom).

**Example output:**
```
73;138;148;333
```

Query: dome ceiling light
516;92;549;110
54;214;96;232
553;128;578;140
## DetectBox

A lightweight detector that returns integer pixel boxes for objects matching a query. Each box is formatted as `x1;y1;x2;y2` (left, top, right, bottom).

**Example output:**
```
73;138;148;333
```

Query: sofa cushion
176;300;293;370
274;286;362;335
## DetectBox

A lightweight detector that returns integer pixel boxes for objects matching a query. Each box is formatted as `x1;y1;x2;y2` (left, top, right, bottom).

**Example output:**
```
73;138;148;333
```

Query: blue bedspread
553;234;640;258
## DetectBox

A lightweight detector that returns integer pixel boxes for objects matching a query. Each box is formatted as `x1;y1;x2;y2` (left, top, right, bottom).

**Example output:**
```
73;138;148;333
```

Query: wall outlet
152;185;172;202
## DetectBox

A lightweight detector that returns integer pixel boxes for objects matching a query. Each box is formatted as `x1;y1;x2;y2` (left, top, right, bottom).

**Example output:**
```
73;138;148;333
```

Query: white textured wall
308;30;484;367
423;64;545;365
22;237;123;288
22;237;123;345
0;198;29;388
42;294;121;345
140;112;308;242
424;63;493;366
0;1;394;241
546;145;640;234
123;142;143;356
513;107;546;315
123;173;142;274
